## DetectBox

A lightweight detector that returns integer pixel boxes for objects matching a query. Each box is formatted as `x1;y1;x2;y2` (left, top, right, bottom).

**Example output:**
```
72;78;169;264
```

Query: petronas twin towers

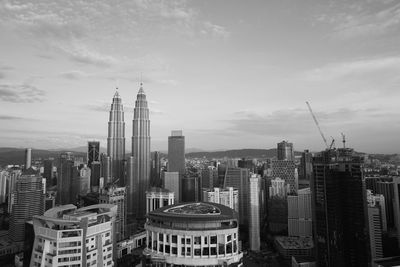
107;83;150;220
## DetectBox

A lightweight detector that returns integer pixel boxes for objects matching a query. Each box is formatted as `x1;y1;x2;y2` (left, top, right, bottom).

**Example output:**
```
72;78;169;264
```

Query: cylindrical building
144;202;243;266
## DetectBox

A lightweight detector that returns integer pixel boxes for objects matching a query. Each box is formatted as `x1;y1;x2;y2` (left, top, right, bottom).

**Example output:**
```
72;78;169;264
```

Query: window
194;248;201;256
202;247;209;256
186;238;191;245
194;237;201;245
210;236;217;244
227;235;232;242
172;235;177;243
172;247;177;255
211;247;217;255
159;233;164;241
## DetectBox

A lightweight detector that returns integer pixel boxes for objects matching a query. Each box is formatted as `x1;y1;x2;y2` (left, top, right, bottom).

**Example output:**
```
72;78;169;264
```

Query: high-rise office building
145;187;175;214
181;176;200;202
367;190;384;263
101;153;112;185
224;167;249;225
87;141;100;168
150;151;162;187
90;161;101;192
201;166;219;190
107;90;125;184
277;141;294;161
288;188;312;237
57;152;74;205
249;174;261;251
71;165;91;199
163;172;180;203
43;159;54;188
25;148;32;170
168;130;185;175
299;150;313;189
271;160;298;194
0;171;7;204
30;204;117;267
9;174;45;243
127;83;151;220
99;185;127;241
202;187;239;213
311;148;370;267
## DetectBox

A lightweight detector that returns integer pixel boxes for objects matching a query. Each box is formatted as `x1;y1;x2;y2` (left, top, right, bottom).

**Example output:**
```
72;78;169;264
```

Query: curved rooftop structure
147;202;238;222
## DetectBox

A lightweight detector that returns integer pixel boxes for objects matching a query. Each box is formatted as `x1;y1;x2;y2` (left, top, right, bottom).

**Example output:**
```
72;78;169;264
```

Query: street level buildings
29;204;117;267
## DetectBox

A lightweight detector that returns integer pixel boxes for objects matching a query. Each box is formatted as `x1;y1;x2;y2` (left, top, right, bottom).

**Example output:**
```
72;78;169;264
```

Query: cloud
202;21;230;38
0;72;5;79
0;84;46;103
302;56;400;82
56;43;118;67
60;70;90;80
0;115;22;120
316;1;400;39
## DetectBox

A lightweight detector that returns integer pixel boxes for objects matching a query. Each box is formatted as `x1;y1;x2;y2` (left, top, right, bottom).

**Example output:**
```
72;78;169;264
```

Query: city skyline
1;0;400;154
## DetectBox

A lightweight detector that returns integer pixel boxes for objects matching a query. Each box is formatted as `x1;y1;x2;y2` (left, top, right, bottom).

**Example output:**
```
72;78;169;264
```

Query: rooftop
275;236;314;249
165;203;221;215
148;202;237;222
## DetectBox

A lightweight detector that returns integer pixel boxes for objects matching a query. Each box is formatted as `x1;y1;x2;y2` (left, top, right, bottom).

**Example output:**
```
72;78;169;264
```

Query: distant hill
0;148;86;167
186;149;290;159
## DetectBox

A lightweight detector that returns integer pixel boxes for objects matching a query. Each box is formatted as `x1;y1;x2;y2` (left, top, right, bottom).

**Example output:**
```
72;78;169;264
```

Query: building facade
144;202;243;266
202;187;239;213
311;148;370;267
30;204;117;267
163;172;180;203
249;175;261;251
277;141;294;161
87;141;100;168
271;160;298;194
99;185;127;241
168;130;185;175
288;188;312;237
145;187;175;214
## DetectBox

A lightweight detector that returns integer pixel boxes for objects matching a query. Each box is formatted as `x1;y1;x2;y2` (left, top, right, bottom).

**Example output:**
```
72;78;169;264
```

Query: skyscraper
127;83;151;220
163;171;180;203
9;173;45;243
107;90;125;184
277;140;294;161
311;148;370;267
249;174;261;251
168;130;185;175
43;158;54;188
99;185;127;241
288;188;312;237
57;152;74;205
25;148;32;169
150;151;161;187
224;167;249;225
271;160;298;194
87;141;100;168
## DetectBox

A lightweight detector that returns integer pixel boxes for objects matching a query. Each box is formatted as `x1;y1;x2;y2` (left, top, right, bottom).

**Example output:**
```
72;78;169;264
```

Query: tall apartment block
43;159;54;188
299;150;313;189
287;188;312;237
99;185;127;241
277;140;294;161
30;204;117;267
145;187;175;213
249;174;261;251
10;173;45;244
202;187;239;213
311;148;370;267
224;167;249;226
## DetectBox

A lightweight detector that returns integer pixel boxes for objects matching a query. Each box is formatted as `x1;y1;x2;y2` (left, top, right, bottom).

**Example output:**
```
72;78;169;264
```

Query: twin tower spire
107;83;151;220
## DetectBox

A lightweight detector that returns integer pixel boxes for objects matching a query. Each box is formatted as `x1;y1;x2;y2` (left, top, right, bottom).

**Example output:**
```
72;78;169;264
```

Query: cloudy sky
0;0;399;153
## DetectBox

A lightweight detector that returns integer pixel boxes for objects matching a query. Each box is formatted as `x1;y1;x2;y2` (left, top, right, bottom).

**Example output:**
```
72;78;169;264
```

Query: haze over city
0;0;399;153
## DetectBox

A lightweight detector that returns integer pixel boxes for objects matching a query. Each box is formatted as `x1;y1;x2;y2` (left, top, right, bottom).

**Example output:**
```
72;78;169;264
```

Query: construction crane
306;101;329;149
